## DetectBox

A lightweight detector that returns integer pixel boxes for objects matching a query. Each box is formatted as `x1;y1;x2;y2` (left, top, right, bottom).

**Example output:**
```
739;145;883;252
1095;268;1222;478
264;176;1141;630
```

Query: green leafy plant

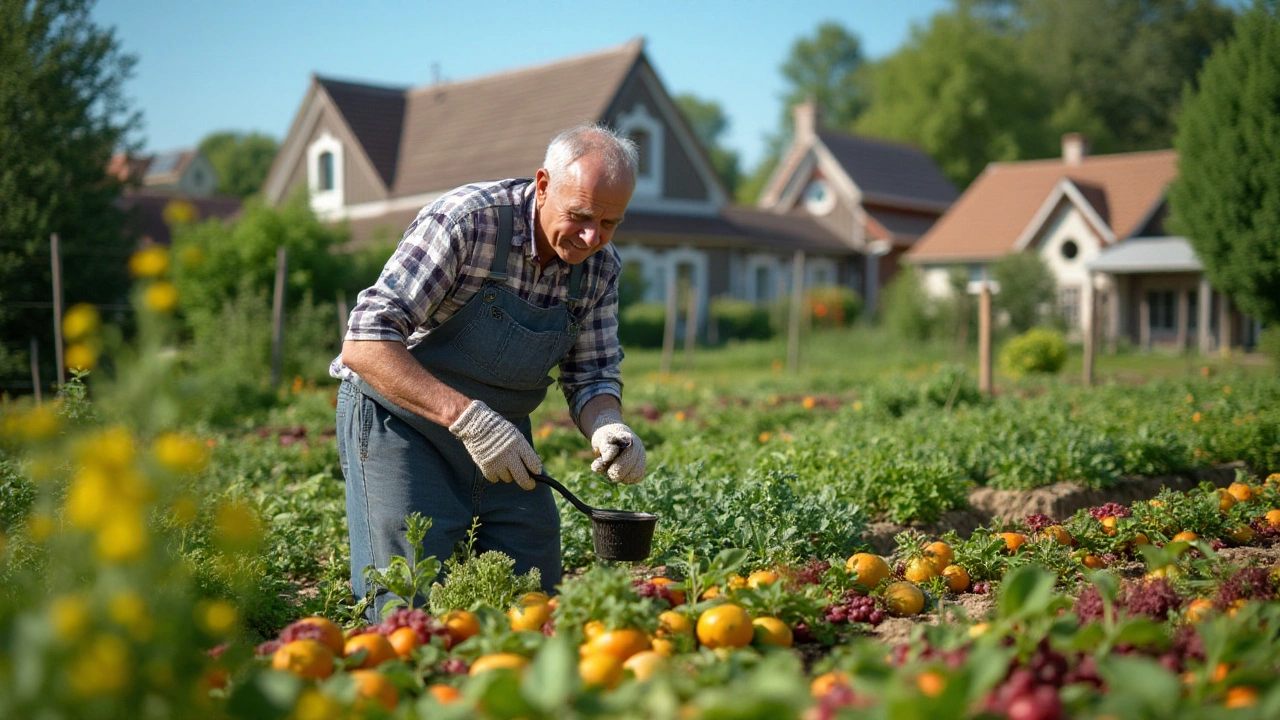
358;512;441;618
552;565;662;635
427;522;541;614
999;327;1068;378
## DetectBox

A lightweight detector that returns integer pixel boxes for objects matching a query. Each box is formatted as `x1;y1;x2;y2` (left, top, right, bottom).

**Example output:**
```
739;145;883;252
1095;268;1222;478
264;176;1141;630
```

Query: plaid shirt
330;178;624;422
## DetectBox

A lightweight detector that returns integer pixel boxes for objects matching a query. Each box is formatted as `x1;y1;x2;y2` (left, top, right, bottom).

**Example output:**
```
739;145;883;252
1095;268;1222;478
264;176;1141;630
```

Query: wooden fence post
660;270;677;376
682;277;698;370
271;247;288;387
978;277;992;395
1083;276;1096;388
30;338;42;405
787;251;805;374
50;233;65;386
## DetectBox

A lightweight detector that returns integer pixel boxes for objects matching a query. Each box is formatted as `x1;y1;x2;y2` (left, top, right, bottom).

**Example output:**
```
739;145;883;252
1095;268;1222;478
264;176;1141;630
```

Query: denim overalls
336;203;585;618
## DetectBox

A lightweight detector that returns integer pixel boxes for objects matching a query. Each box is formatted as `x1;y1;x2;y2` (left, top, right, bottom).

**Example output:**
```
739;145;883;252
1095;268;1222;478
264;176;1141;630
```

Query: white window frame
745;253;782;304
307;131;344;214
617;103;664;199
806;257;838;287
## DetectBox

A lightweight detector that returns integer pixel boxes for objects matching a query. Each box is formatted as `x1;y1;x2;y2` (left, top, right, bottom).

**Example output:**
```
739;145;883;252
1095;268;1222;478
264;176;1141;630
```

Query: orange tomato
905;556;939;583
751;617;793;648
1185;598;1214;624
1265;509;1280;529
584;628;651;661
508;601;552;632
583;619;607;640
810;670;851;698
350;670;398;712
1040;526;1073;546
917;670;946;698
1100;517;1118;536
1171;531;1199;543
657;610;693;637
272;639;334;680
1226;482;1254;503
883;581;925;616
650;637;676;657
293;616;345;655
727;574;748;591
623;650;666;681
1082;554;1106;569
696;604;754;649
747;569;779;588
650;577;686;606
941;565;970;593
387;626;419;659
579;652;624;690
998;532;1028;553
1224;686;1258;708
845;553;890;588
343;633;397;669
469;653;529;675
428;684;462;705
1217;489;1237;513
441;610;480;646
925;541;954;569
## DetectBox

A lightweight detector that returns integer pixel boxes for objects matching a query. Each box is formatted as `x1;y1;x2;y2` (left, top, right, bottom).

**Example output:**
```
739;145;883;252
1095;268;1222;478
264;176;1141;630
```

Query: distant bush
1260;325;1280;370
709;298;772;343
807;285;862;328
618;302;667;348
1000;328;1068;378
882;271;940;341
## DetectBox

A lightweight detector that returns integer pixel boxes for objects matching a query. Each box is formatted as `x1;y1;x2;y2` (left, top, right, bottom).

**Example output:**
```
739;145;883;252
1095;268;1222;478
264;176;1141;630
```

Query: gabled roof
1087;236;1202;274
316;77;406;188
816;132;959;208
143;149;198;185
909;149;1177;262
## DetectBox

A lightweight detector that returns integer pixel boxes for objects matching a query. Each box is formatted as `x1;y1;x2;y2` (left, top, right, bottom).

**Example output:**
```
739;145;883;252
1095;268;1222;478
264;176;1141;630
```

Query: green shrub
1260;325;1280;370
882;270;940;341
807;285;862;328
999;327;1068;378
709;298;772;343
618;302;667;348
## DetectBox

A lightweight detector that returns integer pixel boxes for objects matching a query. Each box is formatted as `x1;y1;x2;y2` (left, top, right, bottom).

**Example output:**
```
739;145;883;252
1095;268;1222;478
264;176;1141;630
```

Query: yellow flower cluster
65;428;152;563
128;247;181;314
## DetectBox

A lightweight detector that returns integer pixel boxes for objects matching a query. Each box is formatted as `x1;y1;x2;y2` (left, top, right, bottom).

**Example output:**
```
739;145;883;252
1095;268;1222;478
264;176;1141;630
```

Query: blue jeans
335;381;561;620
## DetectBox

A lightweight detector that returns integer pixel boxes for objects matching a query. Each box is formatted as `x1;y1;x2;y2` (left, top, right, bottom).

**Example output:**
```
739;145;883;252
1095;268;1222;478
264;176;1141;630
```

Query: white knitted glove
448;400;542;490
589;408;646;484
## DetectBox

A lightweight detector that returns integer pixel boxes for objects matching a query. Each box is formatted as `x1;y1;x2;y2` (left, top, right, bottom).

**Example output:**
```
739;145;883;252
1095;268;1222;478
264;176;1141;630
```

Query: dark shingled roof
317;77;407;188
864;205;939;240
817;131;959;207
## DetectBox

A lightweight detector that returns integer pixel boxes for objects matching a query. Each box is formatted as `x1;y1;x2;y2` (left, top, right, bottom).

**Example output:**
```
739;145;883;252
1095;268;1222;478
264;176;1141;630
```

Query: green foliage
197;131;279;198
806;285;862;328
674;93;741;195
428;542;542;614
856;12;1052;187
551;564;662;634
359;513;441;618
617;301;667;348
1260;325;1280;370
999;328;1068;378
881;269;940;341
180;278;277;426
992;252;1056;333
709;298;773;343
1168;2;1280;325
779;21;867;131
0;0;139;385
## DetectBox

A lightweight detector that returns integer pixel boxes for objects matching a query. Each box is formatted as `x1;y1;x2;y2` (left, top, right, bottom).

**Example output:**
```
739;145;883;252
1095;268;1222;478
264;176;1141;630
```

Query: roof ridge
988;147;1178;171
405;38;643;96
816;128;930;154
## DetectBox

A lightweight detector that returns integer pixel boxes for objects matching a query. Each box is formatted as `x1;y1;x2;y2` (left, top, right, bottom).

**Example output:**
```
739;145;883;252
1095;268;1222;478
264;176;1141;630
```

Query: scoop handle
532;472;597;518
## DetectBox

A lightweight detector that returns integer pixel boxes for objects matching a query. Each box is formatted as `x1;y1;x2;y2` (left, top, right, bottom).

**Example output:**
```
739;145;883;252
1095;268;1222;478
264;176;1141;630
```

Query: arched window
617;104;663;198
318;152;335;191
630;128;651;179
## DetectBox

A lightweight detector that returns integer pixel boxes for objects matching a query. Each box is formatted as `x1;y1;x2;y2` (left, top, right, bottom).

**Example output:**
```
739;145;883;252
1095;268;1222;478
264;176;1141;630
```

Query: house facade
906;134;1256;353
756;103;958;315
261;40;860;332
108;149;241;246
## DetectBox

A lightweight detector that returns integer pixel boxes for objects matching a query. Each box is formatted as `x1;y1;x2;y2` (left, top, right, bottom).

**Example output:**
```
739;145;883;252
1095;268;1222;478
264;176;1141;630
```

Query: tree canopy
197;131;279;198
1168;1;1280;325
0;0;139;385
779;21;868;132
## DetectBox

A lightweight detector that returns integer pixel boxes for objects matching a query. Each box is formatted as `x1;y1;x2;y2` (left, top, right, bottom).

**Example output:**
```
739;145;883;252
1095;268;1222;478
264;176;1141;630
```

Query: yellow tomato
696;604;753;649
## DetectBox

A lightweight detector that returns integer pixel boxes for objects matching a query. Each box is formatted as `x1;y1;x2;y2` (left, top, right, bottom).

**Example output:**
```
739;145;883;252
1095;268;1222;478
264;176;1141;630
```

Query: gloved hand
449;400;542;490
589;408;646;484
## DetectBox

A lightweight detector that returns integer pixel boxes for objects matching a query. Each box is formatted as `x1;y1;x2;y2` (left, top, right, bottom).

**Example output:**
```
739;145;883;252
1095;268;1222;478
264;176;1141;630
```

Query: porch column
1218;292;1232;356
864;254;879;319
1197;275;1212;355
1139;290;1151;352
1176;289;1189;351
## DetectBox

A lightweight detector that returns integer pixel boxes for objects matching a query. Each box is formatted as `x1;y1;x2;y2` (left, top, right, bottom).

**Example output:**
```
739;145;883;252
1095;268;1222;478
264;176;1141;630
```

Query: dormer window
306;131;344;214
617;104;663;198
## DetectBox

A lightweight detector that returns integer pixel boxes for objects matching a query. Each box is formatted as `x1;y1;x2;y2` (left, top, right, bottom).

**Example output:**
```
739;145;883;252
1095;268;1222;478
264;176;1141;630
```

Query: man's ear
534;168;550;204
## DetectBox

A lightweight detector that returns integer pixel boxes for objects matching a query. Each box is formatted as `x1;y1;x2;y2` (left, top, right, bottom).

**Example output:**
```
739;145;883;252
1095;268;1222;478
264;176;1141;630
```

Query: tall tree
674;94;741;196
1167;1;1280;325
198;131;279;198
855;12;1053;186
779;21;867;132
0;0;140;384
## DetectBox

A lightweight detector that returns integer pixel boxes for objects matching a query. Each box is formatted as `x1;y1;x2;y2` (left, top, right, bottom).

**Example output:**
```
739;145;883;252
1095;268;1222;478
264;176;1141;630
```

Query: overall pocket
452;304;578;390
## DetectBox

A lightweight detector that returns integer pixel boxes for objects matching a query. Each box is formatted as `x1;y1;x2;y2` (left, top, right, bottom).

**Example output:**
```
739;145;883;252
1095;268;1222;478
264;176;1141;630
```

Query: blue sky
92;1;951;170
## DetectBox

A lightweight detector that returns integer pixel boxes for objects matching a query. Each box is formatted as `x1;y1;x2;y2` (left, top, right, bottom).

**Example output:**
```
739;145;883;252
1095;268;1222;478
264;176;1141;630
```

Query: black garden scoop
533;472;657;562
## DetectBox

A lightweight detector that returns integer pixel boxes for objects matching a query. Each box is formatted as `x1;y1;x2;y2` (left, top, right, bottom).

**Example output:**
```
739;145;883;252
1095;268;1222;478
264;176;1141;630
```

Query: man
332;124;647;617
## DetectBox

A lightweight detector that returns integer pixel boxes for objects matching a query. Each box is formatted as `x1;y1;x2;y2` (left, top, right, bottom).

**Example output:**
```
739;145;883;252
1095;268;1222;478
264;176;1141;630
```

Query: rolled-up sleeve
345;211;469;343
559;284;623;424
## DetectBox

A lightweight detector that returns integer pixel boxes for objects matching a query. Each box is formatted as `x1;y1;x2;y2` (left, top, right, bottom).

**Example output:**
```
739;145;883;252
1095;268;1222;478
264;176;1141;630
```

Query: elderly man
332;124;647;615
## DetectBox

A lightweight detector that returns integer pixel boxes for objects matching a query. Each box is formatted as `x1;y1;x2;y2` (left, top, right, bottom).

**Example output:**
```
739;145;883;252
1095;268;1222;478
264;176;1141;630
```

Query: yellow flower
161;199;198;227
64;342;98;370
143;281;180;312
7;406;61;442
62;303;101;341
1223;386;1231;395
1193;412;1203;423
95;512;148;562
196;599;239;636
65;466;113;528
69;634;131;696
109;592;152;640
50;594;91;641
853;401;864;411
153;432;210;474
758;431;772;443
27;513;54;542
77;427;135;471
214;500;262;553
294;689;342;720
129;246;171;278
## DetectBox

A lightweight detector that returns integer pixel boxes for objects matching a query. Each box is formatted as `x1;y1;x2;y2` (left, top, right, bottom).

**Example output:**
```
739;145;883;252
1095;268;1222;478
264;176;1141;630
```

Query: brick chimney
793;100;822;142
1062;133;1090;167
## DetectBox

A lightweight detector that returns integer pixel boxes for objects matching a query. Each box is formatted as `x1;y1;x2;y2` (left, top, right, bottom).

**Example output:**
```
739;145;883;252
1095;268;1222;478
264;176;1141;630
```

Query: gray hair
542;124;639;189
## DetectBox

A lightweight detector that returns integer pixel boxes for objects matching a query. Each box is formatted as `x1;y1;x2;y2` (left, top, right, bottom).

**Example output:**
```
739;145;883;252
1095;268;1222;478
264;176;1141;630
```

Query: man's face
534;155;633;266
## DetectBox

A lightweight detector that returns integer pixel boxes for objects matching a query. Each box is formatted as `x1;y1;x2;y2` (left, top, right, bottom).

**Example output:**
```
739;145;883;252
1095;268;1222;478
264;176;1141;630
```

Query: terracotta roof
908;149;1177;262
317;77;407;188
817;131;958;207
390;41;643;196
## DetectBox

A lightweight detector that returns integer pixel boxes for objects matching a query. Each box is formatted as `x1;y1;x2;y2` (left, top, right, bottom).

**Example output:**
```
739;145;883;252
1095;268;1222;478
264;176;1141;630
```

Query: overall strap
488;204;514;281
567;260;584;304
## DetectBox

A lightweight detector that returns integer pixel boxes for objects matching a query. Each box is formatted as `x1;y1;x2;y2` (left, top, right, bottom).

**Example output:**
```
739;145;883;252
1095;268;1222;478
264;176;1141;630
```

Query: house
906;134;1256;353
260;39;864;330
108;150;241;245
755;102;959;315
